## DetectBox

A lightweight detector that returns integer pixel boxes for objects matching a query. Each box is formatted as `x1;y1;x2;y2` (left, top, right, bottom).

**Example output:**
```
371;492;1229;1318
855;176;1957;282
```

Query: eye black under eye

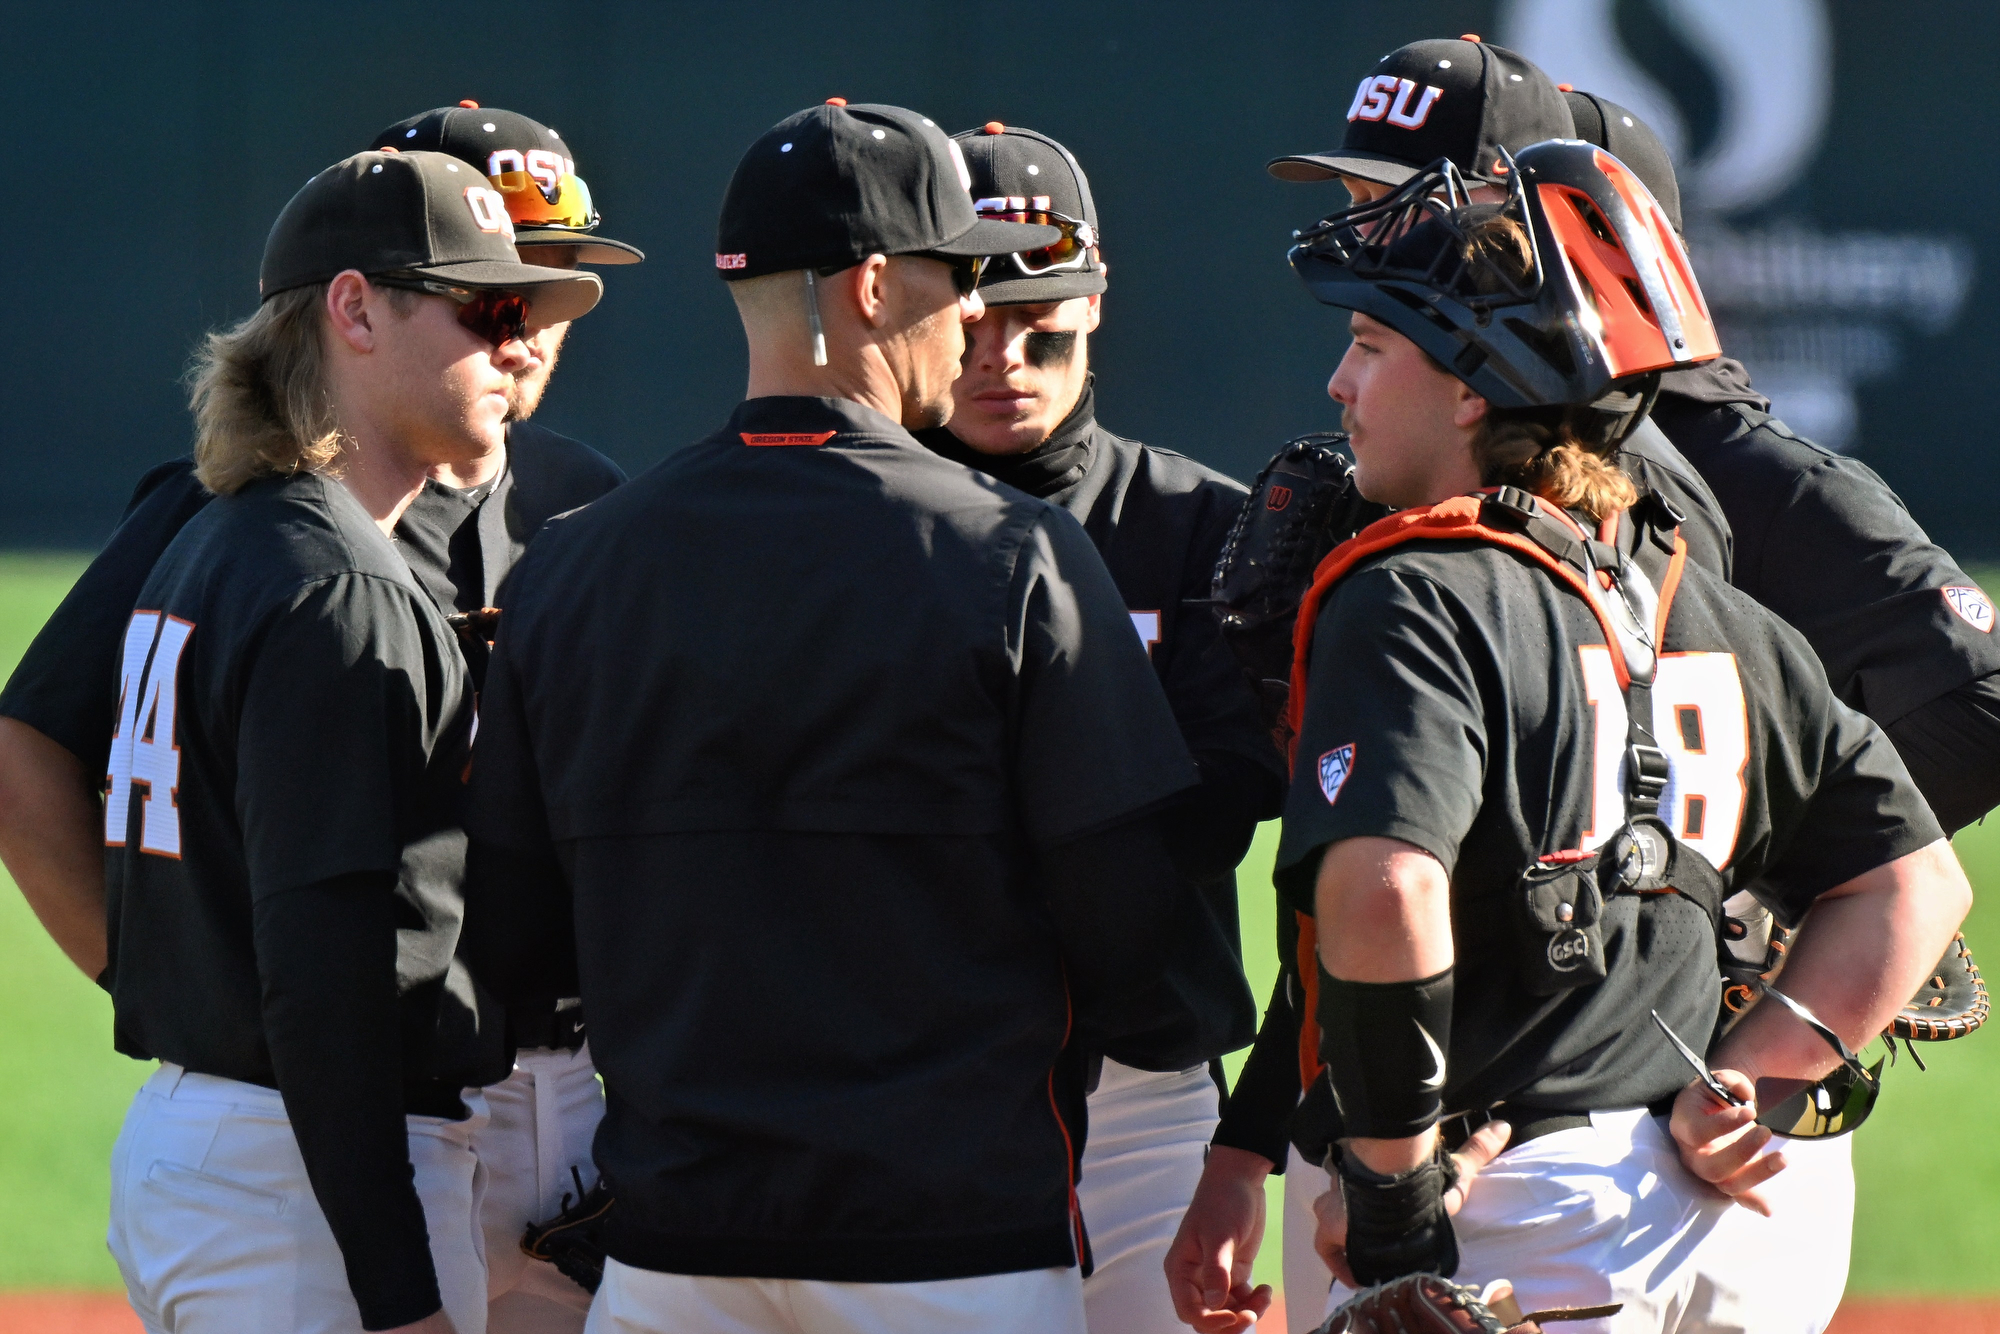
1024;331;1077;369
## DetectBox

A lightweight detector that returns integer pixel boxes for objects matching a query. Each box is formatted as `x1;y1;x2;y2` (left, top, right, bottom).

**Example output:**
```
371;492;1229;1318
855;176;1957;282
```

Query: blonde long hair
1456;211;1639;522
187;284;341;495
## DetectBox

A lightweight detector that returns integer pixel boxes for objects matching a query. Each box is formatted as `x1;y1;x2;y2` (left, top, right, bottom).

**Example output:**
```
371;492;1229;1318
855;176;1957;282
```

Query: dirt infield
3;1291;1998;1332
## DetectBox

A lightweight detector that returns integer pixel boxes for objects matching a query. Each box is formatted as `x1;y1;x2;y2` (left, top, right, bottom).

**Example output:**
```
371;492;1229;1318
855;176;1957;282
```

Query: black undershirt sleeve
1883;669;2000;836
255;871;440;1332
1039;809;1180;1051
1212;969;1302;1172
1168;749;1284;883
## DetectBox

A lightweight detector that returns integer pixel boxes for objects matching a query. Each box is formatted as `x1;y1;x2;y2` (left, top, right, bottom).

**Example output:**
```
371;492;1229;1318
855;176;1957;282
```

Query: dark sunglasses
878;253;988;297
1752;985;1883;1139
369;272;533;350
975;204;1097;276
1653;988;1882;1141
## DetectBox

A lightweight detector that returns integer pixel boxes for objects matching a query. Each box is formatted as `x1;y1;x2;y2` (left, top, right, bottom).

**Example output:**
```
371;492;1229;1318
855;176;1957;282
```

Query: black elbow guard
1314;961;1454;1139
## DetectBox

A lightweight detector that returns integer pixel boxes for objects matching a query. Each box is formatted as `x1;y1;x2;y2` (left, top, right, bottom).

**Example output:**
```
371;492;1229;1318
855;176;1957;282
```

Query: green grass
0;555;1994;1293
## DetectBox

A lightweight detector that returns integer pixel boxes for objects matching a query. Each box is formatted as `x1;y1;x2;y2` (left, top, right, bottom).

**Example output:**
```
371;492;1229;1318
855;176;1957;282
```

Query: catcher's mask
1288;140;1719;430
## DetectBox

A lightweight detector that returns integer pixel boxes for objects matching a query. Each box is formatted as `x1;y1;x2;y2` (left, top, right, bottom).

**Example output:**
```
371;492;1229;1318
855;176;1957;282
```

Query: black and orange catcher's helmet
1288;139;1717;423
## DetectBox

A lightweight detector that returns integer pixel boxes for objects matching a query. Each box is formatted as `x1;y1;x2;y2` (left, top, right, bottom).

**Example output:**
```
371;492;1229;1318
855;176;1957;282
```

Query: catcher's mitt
1315;1275;1622;1334
1209;434;1388;746
1892;933;1987;1041
521;1167;613;1294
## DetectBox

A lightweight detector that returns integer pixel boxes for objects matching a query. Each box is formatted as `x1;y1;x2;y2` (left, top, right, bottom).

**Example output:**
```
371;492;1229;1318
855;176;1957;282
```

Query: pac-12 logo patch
1943;585;1994;633
1317;744;1355;806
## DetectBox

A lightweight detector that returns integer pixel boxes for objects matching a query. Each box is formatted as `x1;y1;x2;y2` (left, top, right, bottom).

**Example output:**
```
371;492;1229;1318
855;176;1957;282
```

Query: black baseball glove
1893;932;1988;1041
520;1167;613;1294
1209;434;1388;748
1316;1274;1621;1334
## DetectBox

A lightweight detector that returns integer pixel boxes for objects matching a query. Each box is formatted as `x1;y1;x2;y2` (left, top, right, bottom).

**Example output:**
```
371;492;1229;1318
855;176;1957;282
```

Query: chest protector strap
1286;487;1723;1090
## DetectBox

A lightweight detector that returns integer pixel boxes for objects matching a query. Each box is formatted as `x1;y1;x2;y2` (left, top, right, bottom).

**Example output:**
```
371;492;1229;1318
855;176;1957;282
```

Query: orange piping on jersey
1296;910;1324;1090
1044;968;1086;1264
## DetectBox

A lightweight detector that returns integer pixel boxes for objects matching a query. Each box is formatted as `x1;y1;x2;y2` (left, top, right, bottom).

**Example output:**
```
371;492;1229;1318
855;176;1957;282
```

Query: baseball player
463;99;1211;1334
1555;89;2000;1330
1264;35;1733;580
913;124;1277;1334
0;105;640;1334
98;150;602;1332
1269;148;1967;1330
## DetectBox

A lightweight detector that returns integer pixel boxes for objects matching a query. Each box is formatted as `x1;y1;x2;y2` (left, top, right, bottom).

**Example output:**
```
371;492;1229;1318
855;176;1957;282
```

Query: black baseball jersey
105;472;511;1326
1617;416;1732;580
466;395;1200;1283
922;378;1280;1067
1275;504;1939;1117
1654;361;2000;726
0;421;625;774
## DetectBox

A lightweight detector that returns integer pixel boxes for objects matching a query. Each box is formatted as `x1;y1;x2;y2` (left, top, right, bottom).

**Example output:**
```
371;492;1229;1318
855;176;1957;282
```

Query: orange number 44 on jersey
106;610;194;858
1577;646;1749;870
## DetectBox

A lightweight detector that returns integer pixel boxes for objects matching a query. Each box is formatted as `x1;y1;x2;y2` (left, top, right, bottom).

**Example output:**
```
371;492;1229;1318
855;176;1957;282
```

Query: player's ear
324;270;378;354
846;254;892;330
1082;291;1102;333
1452;383;1490;431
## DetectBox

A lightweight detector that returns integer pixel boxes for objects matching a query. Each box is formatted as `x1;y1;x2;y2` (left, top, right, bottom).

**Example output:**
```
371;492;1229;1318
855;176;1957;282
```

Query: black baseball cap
715;99;1059;282
953;123;1105;305
370;101;644;265
259;150;603;325
1269;36;1573;188
1562;89;1682;232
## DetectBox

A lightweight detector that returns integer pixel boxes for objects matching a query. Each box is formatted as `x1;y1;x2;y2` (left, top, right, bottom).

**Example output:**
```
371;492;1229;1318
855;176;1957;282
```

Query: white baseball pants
1282;1145;1335;1333
477;1043;607;1334
1681;1132;1853;1334
106;1062;489;1334
583;1258;1087;1334
1078;1059;1223;1334
1317;1109;1741;1333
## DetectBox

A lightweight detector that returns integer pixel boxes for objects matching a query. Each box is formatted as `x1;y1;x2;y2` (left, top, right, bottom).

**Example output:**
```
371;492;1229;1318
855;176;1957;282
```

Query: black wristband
1336;1140;1461;1285
1315;962;1454;1139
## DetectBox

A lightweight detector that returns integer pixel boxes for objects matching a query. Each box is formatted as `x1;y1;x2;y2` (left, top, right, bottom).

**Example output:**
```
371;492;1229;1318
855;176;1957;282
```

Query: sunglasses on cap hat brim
973;198;1097;277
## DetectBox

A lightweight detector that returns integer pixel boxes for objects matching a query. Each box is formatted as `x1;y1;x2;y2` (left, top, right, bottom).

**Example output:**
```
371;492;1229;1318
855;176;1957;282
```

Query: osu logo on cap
464;186;516;239
1347;74;1444;130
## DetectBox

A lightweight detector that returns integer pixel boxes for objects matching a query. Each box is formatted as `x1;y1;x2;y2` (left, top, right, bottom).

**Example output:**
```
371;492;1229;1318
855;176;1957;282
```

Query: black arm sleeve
1212;969;1301;1171
462;638;575;1009
255;871;441;1332
1883;669;2000;836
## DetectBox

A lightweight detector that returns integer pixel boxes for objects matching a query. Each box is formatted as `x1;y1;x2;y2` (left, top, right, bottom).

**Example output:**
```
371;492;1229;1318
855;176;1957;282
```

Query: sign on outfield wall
1500;0;1972;453
3;2;1995;559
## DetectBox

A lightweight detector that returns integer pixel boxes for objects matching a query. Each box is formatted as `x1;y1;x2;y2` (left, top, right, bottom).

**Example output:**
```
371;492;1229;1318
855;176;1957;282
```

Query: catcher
1207;144;1969;1331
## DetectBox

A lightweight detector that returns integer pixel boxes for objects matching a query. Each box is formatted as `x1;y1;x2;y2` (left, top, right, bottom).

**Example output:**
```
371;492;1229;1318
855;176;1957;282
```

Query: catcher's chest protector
1284;487;1726;1092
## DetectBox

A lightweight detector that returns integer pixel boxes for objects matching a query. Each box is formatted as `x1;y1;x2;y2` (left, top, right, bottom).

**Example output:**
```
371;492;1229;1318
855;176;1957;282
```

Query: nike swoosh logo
1417;1022;1446;1090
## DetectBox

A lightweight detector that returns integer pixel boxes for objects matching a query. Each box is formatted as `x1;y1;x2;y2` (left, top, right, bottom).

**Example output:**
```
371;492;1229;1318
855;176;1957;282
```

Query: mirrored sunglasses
370;273;533;349
487;169;601;232
975;198;1097;277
